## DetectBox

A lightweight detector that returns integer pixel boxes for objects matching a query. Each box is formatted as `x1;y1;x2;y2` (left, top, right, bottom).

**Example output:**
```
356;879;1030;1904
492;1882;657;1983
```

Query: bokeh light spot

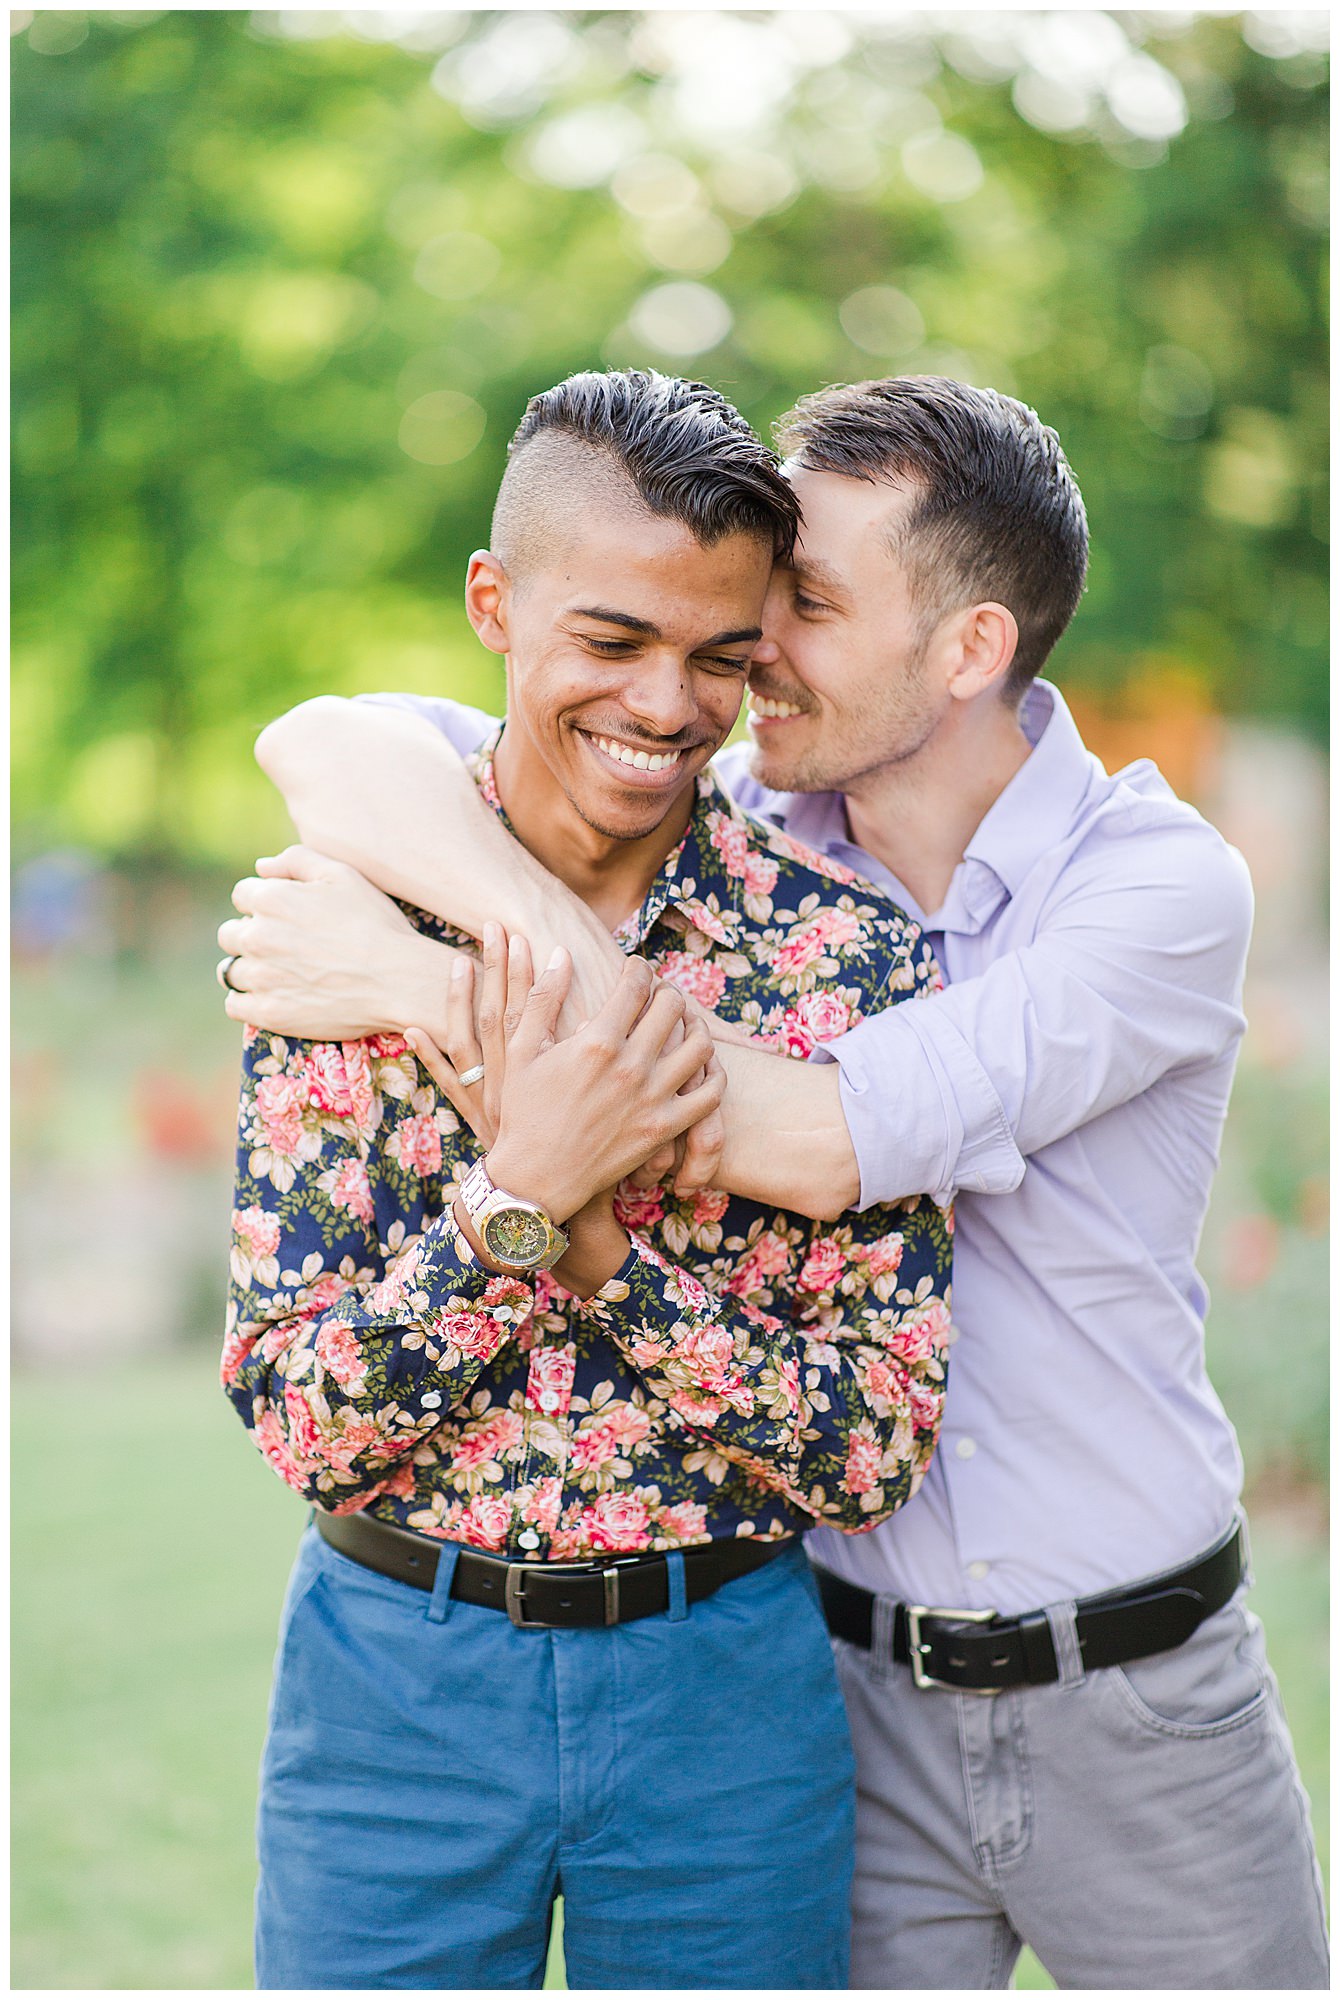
708;149;799;220
24;11;89;54
526;104;644;189
1139;344;1214;440
839;286;926;359
413;231;502;303
1012;69;1092;134
1205;410;1298;529
900;128;985;203
398;390;486;466
627;281;732;357
639;209;732;276
611;151;701;220
1105;53;1188;141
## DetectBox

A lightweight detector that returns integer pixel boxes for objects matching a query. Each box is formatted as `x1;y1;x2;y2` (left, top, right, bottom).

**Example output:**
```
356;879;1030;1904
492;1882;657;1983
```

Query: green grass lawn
11;1353;1329;1990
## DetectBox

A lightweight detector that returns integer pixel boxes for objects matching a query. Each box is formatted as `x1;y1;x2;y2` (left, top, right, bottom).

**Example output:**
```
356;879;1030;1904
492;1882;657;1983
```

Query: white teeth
748;693;805;719
593;735;683;772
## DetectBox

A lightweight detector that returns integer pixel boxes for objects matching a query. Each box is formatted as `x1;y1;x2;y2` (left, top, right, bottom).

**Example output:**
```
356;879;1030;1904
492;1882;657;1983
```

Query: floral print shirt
223;748;954;1561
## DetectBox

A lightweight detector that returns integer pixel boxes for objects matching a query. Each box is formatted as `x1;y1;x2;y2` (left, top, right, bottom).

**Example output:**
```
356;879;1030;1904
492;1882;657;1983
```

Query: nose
749;639;781;677
623;651;699;739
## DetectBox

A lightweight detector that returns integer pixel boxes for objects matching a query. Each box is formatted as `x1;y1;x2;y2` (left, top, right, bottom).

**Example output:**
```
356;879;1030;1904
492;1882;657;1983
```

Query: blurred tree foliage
11;9;1328;862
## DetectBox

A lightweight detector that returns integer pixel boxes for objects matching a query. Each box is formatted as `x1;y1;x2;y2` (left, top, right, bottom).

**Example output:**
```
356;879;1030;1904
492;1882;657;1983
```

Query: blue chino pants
255;1524;855;1989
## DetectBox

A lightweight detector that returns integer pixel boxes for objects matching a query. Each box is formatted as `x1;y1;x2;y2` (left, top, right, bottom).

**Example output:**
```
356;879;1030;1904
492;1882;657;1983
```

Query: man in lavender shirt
220;376;1327;1988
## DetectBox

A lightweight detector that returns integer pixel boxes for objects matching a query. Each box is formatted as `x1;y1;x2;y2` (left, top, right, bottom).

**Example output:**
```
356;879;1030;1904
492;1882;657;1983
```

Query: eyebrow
790;557;849;598
569;606;762;647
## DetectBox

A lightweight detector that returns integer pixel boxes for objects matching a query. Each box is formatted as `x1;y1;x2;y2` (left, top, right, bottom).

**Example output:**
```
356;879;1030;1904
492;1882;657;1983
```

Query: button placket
513;1317;577;1553
525;1341;577;1419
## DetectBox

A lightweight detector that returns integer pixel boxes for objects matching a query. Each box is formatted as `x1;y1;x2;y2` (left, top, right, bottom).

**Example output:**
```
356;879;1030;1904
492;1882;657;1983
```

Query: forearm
257;697;623;1018
712;1041;861;1221
225;1030;535;1506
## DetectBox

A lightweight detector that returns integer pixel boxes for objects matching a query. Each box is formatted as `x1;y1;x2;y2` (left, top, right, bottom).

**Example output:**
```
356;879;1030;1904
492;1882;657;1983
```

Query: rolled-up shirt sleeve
815;812;1254;1211
816;1005;1023;1209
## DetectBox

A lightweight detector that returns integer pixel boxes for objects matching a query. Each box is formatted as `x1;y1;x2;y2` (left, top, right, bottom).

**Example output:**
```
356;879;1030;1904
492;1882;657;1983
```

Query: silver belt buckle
504;1559;623;1628
906;1602;1000;1693
504;1563;541;1627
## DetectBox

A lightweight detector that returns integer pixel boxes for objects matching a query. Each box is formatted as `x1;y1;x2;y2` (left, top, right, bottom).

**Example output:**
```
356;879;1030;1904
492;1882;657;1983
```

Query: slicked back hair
776;376;1088;698
496;368;800;568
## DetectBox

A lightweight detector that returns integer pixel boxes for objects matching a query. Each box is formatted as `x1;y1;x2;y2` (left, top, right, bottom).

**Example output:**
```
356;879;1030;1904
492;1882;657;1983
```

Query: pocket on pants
1106;1596;1270;1740
268;1524;451;1749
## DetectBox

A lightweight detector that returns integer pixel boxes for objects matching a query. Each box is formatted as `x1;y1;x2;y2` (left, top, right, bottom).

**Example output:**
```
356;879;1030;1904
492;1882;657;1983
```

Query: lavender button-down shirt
721;680;1253;1612
370;682;1253;1614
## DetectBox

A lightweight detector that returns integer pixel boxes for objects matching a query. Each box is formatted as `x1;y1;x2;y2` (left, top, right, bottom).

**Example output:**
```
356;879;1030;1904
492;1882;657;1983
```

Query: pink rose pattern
657;950;728;1012
224;754;951;1556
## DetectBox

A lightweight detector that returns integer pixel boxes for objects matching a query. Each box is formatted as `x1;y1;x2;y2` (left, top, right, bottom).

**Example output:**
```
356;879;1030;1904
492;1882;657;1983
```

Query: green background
11;7;1328;869
10;9;1328;1990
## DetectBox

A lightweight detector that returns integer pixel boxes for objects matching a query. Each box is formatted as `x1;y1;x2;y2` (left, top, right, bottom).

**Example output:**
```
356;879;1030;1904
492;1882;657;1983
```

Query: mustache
576;722;710;752
748;682;814;710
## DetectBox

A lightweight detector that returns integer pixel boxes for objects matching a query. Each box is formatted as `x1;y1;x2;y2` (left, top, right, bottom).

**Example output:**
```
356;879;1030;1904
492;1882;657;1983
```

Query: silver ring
457;1063;486;1088
217;955;241;992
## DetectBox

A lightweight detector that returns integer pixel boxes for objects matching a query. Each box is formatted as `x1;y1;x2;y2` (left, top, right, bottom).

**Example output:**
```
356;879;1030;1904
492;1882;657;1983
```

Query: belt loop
665;1550;688;1623
870;1592;899;1682
1044;1599;1084;1688
426;1542;462;1625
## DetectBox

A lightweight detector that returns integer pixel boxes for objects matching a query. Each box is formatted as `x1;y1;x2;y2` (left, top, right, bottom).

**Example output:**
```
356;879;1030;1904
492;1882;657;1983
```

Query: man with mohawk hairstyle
218;368;952;1991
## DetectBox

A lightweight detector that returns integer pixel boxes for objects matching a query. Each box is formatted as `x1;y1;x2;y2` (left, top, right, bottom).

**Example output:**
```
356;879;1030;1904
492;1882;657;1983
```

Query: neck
492;723;696;933
844;692;1034;916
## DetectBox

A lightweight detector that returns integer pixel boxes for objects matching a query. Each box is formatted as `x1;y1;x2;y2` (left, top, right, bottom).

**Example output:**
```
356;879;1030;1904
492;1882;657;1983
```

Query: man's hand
408;936;724;1297
405;933;723;1219
625;992;731;1197
217;845;456;1043
400;923;728;1202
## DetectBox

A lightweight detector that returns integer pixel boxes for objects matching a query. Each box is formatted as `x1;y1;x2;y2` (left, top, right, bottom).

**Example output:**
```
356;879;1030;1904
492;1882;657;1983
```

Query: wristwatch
457;1158;570;1274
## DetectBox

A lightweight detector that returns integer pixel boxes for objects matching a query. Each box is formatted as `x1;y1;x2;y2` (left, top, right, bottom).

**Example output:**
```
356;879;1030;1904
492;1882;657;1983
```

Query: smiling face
745;465;952;796
471;501;772;853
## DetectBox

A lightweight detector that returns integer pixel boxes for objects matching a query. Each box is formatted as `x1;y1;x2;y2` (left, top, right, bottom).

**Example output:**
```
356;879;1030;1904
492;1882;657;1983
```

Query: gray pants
833;1585;1329;1989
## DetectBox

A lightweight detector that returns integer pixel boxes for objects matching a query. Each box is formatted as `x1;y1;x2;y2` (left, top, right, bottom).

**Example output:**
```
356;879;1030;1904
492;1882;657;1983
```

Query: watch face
483;1205;550;1269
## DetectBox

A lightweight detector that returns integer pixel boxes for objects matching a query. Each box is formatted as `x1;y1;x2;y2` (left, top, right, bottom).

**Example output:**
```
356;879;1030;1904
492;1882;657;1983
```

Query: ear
945;601;1018;703
465;551;510;657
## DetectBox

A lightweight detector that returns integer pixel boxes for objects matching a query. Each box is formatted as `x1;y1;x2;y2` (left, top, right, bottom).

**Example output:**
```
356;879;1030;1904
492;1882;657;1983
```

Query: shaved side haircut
777;376;1089;700
492;369;799;584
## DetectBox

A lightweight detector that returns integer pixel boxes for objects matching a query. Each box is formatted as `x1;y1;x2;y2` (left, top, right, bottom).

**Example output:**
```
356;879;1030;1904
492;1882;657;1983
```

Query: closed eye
582;637;637;656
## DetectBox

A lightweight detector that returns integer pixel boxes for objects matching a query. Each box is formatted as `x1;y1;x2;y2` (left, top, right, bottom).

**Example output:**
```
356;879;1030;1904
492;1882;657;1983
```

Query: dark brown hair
777;376;1088;696
508;368;800;562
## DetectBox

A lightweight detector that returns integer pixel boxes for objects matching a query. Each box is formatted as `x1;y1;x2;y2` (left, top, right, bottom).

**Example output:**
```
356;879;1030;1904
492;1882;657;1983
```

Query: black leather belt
815;1518;1247;1693
315;1508;789;1628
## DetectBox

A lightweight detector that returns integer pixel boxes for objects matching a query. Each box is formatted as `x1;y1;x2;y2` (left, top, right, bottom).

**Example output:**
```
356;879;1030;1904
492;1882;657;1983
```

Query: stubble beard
753;683;942;798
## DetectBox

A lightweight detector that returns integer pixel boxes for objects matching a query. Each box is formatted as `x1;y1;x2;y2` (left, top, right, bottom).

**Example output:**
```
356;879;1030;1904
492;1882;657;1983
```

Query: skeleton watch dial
482;1205;552;1269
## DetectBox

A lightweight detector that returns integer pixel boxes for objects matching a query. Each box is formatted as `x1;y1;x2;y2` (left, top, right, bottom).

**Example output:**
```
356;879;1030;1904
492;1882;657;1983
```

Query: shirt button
539;1391;560;1413
954;1436;977;1460
516;1530;541;1551
966;1560;990;1581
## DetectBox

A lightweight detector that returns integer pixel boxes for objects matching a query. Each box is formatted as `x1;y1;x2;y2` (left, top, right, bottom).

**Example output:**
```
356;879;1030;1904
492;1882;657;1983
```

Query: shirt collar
724;680;1101;937
956;679;1100;901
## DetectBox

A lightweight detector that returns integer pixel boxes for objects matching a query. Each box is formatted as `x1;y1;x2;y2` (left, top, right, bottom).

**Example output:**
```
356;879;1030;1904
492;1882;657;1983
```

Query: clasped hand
406;929;725;1296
